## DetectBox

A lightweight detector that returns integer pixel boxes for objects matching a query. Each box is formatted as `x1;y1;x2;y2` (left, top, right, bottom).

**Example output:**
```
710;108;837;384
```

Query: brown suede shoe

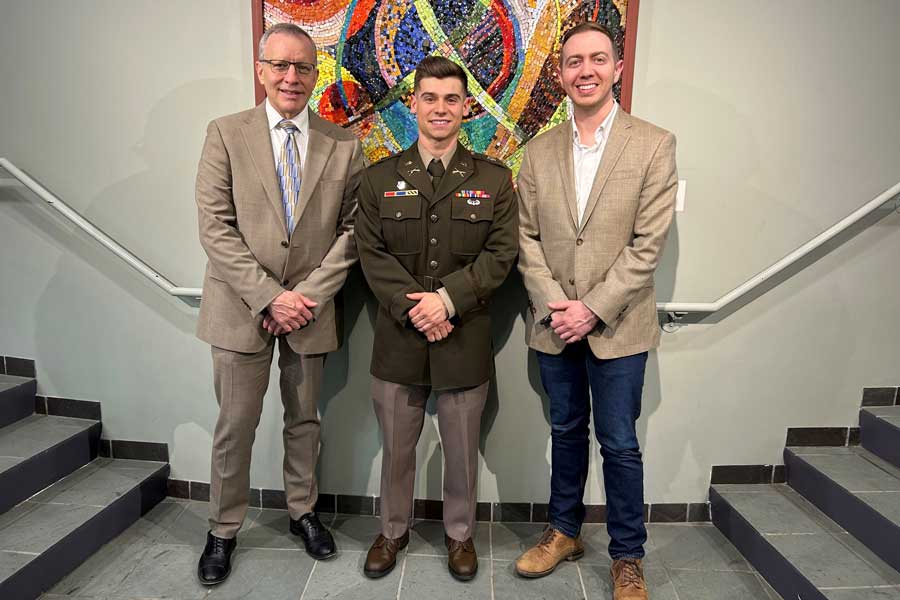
611;558;648;600
364;532;409;579
514;527;584;578
445;535;477;581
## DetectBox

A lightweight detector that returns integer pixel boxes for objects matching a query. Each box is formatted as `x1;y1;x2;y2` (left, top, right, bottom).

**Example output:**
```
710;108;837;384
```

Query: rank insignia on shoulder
384;190;419;197
454;190;491;199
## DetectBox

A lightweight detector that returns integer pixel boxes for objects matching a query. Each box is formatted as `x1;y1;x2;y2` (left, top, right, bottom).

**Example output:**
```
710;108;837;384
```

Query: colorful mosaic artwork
262;0;631;174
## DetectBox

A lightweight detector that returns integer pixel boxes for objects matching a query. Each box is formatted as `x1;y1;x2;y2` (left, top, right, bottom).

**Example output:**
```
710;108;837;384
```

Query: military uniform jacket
355;143;518;390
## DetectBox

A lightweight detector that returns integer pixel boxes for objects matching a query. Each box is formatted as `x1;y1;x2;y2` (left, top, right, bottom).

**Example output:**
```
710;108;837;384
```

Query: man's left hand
263;314;292;336
547;300;600;343
407;292;449;332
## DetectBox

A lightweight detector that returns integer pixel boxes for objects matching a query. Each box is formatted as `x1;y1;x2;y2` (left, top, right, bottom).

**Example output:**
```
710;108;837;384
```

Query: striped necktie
276;119;302;232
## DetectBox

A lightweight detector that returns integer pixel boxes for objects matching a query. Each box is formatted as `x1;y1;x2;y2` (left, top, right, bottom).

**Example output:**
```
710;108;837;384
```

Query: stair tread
0;415;96;468
0;375;33;393
788;446;900;528
0;458;165;557
713;483;900;590
863;405;900;418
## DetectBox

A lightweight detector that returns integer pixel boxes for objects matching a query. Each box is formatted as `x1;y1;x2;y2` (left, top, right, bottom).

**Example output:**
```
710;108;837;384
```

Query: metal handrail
2;157;898;316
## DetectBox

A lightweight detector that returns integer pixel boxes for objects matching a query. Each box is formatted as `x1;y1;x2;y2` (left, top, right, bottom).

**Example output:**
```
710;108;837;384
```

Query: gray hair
258;23;317;60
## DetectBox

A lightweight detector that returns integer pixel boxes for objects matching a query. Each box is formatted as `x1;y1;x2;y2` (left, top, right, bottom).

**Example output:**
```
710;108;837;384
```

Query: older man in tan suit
194;23;364;585
513;22;677;600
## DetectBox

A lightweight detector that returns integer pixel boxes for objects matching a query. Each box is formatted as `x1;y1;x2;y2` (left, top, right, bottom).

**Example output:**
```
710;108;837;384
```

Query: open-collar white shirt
572;102;618;224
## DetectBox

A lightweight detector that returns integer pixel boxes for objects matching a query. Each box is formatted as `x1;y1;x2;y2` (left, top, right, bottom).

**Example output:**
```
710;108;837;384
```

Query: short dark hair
413;56;468;94
559;22;620;63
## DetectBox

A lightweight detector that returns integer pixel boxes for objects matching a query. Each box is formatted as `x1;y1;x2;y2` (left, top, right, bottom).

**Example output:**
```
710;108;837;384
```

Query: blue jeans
537;343;648;559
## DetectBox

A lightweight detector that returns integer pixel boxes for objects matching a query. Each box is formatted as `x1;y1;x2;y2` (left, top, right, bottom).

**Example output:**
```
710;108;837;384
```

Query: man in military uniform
355;56;518;581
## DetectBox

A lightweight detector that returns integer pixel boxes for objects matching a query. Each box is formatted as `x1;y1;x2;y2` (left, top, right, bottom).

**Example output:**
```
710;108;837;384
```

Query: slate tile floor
40;499;781;599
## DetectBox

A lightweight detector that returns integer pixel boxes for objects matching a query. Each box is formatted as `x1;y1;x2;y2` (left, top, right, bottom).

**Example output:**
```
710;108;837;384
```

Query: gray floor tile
399;554;491;600
789;446;857;456
580;561;677;600
766;533;900;588
493;559;584;600
490;522;547;561
123;498;189;544
205;547;314;600
240;507;314;550
0;498;38;532
0;415;94;458
578;523;663;568
666;569;774;600
31;461;156;507
0;456;22;473
800;454;900;492
717;485;843;535
0;374;31;388
113;543;208;599
301;550;401;600
884;416;900;427
49;531;153;597
647;524;752;572
864;406;900;417
0;502;102;553
155;500;259;547
832;531;900;582
329;514;385;552
0;550;34;580
823;587;900;599
857;491;900;525
406;519;490;556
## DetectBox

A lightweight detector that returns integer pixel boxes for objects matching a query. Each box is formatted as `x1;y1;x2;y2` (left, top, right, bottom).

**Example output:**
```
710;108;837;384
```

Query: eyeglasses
259;59;316;75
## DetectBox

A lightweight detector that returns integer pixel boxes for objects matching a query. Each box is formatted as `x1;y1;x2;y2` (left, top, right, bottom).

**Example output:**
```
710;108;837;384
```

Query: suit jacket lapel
395;144;433;202
433;144;474;205
294;111;336;232
241;104;287;235
557;122;579;228
578;110;632;234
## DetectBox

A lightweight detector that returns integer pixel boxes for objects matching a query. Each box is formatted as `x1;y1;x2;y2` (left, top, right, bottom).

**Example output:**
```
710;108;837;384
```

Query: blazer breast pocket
380;196;423;255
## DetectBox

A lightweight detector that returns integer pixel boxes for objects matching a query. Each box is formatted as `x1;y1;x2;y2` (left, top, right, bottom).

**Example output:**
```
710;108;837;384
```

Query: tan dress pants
372;377;488;542
208;337;324;539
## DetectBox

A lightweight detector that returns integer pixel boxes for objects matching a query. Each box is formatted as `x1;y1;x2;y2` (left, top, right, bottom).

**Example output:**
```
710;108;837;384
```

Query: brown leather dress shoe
364;532;409;578
611;558;648;600
445;535;477;581
514;527;584;578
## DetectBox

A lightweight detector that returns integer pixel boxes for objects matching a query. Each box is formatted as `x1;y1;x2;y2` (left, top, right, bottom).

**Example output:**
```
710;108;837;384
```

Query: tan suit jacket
517;110;677;359
196;104;364;354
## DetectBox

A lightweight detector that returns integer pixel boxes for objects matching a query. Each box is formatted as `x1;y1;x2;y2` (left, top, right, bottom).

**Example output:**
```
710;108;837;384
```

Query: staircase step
711;483;900;600
861;406;900;469
0;375;35;429
0;457;168;599
0;414;100;514
786;446;900;573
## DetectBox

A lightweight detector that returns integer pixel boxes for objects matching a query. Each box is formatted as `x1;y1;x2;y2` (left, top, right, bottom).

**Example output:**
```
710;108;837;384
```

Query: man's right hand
267;290;318;332
423;319;454;343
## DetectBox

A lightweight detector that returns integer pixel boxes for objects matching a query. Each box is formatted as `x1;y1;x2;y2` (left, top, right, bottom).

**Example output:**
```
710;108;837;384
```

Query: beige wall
1;0;898;505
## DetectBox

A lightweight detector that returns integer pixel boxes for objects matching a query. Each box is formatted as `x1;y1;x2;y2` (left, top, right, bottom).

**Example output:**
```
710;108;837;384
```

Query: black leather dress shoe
197;531;236;586
290;512;337;560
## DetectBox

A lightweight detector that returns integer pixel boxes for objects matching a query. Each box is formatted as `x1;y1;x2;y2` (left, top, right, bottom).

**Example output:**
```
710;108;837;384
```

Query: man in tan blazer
194;23;364;585
513;23;676;600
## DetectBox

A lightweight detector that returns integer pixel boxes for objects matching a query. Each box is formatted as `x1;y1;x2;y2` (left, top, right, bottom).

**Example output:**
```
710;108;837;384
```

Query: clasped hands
546;300;599;344
406;292;453;343
263;290;318;336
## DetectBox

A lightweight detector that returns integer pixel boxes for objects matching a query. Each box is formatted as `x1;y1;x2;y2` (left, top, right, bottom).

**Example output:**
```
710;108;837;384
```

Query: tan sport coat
196;104;364;354
517;110;677;359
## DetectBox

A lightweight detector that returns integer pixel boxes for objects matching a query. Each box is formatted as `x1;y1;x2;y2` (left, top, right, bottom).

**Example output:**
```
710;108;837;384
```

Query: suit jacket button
283;280;290;286
280;240;289;248
429;238;438;246
568;278;575;285
429;260;439;270
576;238;584;246
430;214;439;223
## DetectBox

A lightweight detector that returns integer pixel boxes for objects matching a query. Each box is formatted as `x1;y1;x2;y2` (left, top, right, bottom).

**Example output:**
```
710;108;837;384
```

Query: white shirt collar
572;102;618;149
265;98;309;134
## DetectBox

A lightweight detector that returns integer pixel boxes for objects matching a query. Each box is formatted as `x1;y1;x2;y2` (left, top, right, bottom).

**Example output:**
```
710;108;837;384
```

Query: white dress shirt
265;98;309;174
573;103;617;224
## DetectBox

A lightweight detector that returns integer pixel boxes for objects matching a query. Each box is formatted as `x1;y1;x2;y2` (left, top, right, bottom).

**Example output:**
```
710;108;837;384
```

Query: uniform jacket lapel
395;144;434;202
433;145;474;204
293;111;336;235
578;110;632;234
240;104;287;235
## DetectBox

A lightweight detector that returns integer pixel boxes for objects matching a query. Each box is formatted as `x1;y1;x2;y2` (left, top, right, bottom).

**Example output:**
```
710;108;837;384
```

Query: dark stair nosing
785;447;900;573
0;460;169;600
0;377;36;429
710;486;825;600
860;408;900;469
0;419;101;514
